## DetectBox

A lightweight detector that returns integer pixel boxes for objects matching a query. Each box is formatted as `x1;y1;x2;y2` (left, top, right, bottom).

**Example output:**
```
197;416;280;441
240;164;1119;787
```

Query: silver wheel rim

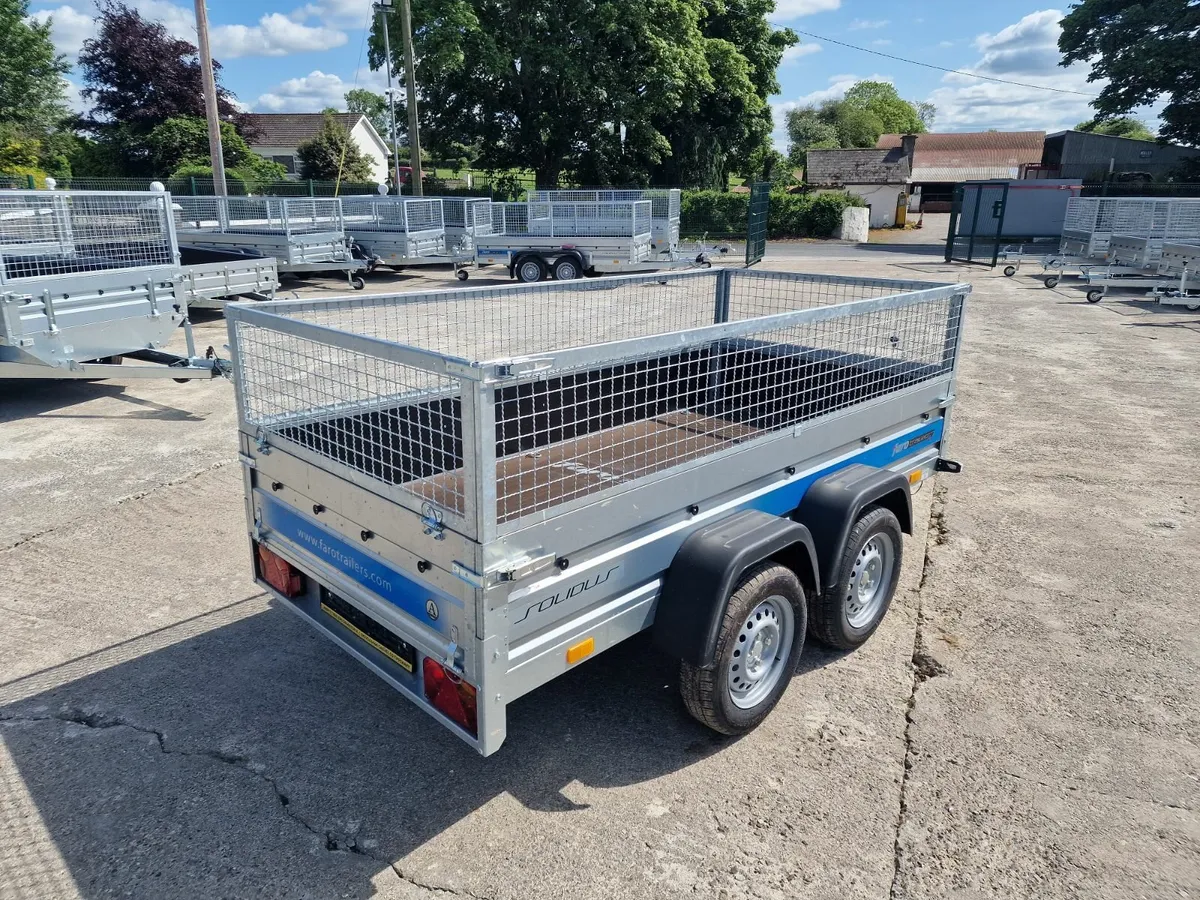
846;532;895;629
728;595;794;709
520;261;541;281
556;261;578;279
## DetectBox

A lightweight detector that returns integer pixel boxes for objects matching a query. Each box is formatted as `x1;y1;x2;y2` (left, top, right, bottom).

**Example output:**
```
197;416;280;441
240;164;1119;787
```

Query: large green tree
1060;0;1200;146
370;0;792;187
842;81;927;135
785;81;930;162
0;0;71;131
346;88;398;143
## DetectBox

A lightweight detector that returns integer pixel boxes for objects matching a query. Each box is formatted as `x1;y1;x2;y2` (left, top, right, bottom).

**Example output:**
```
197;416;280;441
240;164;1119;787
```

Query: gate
946;181;1010;266
745;181;769;266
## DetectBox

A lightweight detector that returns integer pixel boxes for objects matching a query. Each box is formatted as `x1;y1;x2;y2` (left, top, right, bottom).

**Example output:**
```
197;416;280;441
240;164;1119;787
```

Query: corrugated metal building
877;132;1045;211
1038;130;1200;181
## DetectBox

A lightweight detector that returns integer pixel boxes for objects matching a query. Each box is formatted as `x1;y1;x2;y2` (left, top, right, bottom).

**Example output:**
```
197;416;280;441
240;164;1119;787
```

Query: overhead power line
792;30;1099;98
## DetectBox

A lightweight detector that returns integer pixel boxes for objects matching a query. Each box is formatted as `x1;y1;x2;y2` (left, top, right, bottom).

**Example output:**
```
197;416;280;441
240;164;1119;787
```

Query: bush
0;166;48;188
166;163;249;195
681;189;859;239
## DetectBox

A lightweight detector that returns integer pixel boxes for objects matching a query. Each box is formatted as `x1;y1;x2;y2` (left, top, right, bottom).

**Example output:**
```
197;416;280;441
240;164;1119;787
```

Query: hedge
680;189;863;239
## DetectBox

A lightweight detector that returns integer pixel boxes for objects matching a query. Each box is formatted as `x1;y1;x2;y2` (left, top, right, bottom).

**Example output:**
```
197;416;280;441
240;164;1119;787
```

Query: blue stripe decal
259;494;461;623
748;418;943;518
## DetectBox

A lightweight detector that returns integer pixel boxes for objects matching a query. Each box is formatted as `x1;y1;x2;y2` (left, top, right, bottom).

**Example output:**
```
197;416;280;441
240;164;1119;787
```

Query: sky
27;0;1131;150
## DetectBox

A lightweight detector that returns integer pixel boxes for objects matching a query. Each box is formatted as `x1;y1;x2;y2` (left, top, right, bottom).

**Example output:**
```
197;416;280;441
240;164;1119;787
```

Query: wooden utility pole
398;0;423;195
194;0;227;196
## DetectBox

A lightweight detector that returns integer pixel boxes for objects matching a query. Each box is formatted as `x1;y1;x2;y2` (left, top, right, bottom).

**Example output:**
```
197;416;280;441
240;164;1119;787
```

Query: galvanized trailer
1083;240;1200;308
1;190;225;380
477;199;706;282
528;189;682;254
1081;203;1200;303
423;197;497;254
339;197;470;274
174;196;367;289
227;268;968;755
178;246;279;310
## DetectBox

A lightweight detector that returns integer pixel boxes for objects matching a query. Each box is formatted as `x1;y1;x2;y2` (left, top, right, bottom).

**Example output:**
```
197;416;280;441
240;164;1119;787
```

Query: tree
146;116;285;185
1075;116;1156;141
1060;0;1200;146
0;0;71;131
842;81;927;135
78;0;243;157
785;107;839;160
370;0;790;187
345;89;398;144
296;113;374;182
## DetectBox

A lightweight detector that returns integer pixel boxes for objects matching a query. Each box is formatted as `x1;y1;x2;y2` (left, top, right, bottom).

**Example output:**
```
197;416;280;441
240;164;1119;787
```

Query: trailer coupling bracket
935;458;963;474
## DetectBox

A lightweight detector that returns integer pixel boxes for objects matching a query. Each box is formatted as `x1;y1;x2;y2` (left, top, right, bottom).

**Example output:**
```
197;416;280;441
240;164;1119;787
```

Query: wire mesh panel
230;269;966;536
0;191;175;283
340;197;444;233
230;318;468;521
1062;197;1100;233
529;189;681;223
1165;201;1200;242
497;201;651;239
174;196;344;236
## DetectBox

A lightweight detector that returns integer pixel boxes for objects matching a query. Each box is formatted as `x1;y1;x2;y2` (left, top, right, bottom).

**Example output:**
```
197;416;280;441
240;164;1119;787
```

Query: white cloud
255;67;390;112
848;18;889;29
769;0;840;24
30;5;96;56
294;0;373;27
780;43;822;65
925;9;1098;132
212;13;347;58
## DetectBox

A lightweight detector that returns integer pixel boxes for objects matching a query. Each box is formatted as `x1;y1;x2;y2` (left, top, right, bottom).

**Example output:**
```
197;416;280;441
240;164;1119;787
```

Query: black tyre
455;268;469;281
1044;275;1060;289
1003;265;1016;277
515;256;546;283
351;275;366;290
809;506;903;651
679;562;807;735
552;255;582;281
1086;289;1103;303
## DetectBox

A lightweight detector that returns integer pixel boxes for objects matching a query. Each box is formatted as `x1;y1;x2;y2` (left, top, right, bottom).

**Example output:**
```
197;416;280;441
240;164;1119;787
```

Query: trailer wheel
351;275;366;290
455;269;469;281
1044;275;1060;289
552;255;582;281
1086;289;1104;303
515;256;547;283
678;562;806;735
1186;301;1200;311
1003;265;1017;277
808;506;902;651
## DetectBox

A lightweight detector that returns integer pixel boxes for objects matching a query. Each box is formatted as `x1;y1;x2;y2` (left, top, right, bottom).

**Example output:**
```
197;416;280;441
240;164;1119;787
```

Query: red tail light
423;657;478;736
256;543;304;597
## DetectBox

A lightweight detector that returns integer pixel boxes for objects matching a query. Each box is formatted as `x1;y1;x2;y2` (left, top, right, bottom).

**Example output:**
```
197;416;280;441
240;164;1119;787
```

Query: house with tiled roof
876;131;1046;211
242;113;390;184
806;146;911;227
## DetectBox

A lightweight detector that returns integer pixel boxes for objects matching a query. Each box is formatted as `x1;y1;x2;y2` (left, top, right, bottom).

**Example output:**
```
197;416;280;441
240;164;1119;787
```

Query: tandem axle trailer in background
340;197;473;276
174;196;368;290
226;268;968;755
0;190;227;380
528;189;682;255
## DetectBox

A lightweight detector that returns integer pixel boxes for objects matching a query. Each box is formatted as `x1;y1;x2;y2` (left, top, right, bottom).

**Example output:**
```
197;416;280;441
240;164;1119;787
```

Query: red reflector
256;543;304;597
422;657;478;736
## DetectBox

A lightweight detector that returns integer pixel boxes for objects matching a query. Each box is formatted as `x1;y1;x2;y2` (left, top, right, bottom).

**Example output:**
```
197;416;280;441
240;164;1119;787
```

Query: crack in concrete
2;460;235;553
0;708;379;862
389;864;496;900
889;484;949;900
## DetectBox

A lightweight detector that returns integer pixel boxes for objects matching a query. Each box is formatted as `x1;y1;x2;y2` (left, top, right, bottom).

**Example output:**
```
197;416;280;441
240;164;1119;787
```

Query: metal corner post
459;375;498;546
713;267;733;324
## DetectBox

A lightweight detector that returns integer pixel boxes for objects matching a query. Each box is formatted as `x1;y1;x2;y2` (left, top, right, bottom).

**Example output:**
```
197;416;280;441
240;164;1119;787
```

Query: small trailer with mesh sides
477;199;707;281
174;196;368;289
340;197;471;276
423;197;497;255
226;268;968;755
1083;241;1200;308
528;189;682;255
1;190;226;380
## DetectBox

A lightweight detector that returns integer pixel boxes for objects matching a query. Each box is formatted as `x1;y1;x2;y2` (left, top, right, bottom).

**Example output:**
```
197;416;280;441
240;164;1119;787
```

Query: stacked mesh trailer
0;190;225;380
423;197;497;255
174;196;367;289
1084;200;1200;305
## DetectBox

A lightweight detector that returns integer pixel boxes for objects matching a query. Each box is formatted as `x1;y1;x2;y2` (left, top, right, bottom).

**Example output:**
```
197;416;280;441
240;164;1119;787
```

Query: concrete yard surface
1;249;1198;899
